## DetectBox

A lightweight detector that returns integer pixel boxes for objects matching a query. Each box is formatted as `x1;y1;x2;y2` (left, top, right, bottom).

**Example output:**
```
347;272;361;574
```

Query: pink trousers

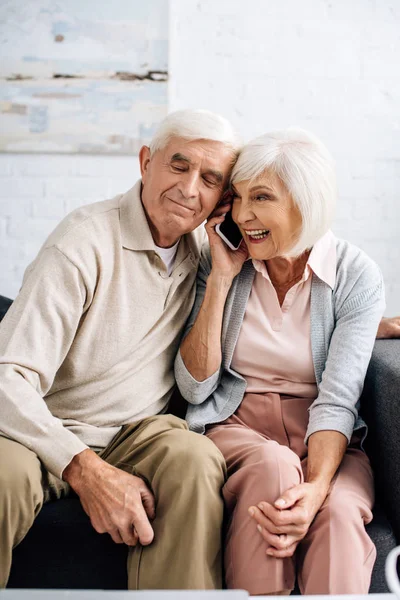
206;393;376;595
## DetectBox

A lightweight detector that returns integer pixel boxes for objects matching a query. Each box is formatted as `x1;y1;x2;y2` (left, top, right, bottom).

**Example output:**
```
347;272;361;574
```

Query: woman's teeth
246;229;270;240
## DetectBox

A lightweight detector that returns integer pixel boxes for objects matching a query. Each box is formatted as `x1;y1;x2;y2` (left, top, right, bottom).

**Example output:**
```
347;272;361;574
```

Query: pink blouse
231;230;337;399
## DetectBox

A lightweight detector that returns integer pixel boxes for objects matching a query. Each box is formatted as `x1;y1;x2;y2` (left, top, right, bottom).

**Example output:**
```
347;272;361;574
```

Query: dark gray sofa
1;294;399;591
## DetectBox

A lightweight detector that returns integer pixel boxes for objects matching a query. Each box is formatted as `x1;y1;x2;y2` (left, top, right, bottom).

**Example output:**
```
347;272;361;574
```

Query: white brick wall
169;0;400;315
1;0;399;315
0;154;140;299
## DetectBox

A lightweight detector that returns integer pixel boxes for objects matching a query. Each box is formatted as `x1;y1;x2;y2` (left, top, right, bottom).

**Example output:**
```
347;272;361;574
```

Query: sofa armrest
360;339;400;543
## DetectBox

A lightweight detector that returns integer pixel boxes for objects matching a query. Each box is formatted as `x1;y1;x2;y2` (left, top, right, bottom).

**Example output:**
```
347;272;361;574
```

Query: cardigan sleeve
306;259;385;444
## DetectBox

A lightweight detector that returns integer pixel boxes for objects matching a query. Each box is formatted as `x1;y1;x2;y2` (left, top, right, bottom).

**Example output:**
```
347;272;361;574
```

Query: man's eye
203;177;217;186
172;165;186;172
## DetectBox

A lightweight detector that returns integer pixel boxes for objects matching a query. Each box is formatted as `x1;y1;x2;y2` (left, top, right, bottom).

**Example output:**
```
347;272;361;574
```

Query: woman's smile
244;228;270;243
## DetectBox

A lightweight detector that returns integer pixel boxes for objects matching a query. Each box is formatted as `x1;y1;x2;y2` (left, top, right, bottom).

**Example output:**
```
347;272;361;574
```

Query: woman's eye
255;195;270;202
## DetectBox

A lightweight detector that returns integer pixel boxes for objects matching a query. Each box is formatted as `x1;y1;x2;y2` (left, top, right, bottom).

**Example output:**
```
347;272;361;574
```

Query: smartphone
215;210;243;251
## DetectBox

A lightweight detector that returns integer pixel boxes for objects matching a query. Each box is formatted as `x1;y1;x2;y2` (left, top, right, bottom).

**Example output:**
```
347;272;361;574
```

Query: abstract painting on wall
0;0;168;154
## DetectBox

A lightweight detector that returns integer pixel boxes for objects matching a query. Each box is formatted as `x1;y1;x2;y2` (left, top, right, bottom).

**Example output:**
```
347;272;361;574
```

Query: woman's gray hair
150;109;242;158
231;128;337;256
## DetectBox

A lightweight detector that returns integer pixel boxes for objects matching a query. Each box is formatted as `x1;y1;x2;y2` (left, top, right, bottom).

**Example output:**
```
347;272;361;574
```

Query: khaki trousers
206;393;376;595
0;414;226;589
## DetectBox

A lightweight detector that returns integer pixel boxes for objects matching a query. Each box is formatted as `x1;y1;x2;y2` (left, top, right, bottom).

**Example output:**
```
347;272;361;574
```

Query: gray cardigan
175;237;385;445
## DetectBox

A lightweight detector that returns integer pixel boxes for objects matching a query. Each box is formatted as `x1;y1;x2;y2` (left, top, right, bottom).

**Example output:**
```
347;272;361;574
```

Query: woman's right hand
205;213;249;282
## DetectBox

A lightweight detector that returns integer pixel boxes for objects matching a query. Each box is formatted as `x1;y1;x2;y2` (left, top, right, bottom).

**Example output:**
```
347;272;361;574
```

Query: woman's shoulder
333;237;384;306
335;237;382;281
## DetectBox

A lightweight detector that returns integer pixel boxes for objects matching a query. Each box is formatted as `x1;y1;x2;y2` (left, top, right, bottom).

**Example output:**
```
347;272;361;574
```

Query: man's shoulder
44;194;124;253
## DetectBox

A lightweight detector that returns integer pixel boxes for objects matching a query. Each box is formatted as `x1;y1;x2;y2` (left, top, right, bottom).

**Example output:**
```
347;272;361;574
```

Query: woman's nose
234;200;252;225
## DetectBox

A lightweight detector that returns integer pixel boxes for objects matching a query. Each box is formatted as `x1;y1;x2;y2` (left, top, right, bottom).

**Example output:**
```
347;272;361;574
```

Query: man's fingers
118;524;139;547
109;528;124;544
131;503;154;546
139;482;156;521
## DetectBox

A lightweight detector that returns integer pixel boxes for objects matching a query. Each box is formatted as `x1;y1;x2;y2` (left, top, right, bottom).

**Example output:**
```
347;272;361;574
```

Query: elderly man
0;109;241;590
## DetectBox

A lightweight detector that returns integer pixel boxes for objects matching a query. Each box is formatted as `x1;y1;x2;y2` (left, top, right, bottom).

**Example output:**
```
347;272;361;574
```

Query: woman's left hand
249;481;329;558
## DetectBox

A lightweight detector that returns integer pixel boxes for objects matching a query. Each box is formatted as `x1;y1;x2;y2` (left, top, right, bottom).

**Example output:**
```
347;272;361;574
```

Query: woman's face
231;169;302;261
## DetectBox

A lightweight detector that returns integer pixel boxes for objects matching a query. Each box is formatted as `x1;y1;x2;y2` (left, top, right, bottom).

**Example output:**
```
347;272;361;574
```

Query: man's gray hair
150;109;242;157
231;128;337;257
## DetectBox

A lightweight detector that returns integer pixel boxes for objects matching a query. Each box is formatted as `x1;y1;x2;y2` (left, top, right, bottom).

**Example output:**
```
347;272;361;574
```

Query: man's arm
377;316;400;339
0;247;90;477
0;245;155;546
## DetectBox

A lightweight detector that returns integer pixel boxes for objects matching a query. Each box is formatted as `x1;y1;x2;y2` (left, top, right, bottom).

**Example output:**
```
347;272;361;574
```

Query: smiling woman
176;127;385;596
231;128;336;258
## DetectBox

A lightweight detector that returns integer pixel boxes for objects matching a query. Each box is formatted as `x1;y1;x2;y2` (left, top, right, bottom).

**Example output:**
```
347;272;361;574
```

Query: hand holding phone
215;210;243;251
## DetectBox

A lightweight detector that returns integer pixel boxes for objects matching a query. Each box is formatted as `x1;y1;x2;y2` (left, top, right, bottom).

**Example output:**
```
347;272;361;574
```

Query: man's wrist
62;448;100;488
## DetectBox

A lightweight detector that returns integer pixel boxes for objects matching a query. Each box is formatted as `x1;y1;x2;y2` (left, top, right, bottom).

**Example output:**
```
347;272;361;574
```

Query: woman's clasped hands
248;481;329;558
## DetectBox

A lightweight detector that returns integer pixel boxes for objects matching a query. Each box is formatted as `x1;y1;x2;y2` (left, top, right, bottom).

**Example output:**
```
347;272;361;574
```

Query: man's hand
63;449;155;546
377;316;400;339
248;482;328;558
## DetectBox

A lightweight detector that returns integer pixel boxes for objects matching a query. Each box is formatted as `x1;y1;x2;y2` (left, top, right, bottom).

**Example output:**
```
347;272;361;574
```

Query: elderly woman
175;128;385;595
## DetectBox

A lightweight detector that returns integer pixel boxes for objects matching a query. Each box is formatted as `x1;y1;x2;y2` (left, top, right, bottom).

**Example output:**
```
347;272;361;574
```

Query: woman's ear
139;146;151;181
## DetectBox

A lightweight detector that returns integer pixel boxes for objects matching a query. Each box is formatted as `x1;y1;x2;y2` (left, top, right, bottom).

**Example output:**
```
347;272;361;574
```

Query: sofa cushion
8;497;128;589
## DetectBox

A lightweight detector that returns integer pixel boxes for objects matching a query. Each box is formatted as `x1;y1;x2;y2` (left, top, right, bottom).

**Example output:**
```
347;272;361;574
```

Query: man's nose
179;172;199;199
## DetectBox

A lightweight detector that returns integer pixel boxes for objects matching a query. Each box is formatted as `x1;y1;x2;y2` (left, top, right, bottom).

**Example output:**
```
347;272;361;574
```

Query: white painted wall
1;0;400;315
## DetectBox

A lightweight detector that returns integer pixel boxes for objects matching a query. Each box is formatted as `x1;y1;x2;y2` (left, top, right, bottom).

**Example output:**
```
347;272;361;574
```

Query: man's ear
139;146;151;181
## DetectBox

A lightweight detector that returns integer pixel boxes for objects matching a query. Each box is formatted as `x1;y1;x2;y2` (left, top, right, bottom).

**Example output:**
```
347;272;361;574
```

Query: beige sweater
0;181;205;478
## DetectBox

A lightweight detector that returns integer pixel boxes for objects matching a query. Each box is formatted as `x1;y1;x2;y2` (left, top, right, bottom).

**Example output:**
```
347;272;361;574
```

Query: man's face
139;137;234;247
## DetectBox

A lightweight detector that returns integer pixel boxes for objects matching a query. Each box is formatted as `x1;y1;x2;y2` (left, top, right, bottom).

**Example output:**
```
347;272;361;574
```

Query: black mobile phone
215;209;243;250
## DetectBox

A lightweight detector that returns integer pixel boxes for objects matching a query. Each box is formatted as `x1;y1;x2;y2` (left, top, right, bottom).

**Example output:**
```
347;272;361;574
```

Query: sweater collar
119;179;203;267
119;180;158;251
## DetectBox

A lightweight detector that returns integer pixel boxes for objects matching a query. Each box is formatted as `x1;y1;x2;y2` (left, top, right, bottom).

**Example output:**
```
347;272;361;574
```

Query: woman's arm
306;429;347;491
306;258;385;444
180;272;233;381
177;212;248;384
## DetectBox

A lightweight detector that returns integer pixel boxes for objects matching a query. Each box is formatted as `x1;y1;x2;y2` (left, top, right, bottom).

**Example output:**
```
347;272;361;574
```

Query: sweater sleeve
306;261;386;444
174;246;221;404
0;246;90;478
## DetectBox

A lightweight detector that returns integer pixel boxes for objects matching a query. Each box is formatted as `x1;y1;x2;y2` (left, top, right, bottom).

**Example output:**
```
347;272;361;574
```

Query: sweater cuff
38;425;89;479
305;406;355;445
174;349;220;405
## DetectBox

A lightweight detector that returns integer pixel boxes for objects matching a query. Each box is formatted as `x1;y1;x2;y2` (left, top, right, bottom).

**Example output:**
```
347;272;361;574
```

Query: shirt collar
307;229;337;289
251;230;337;290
